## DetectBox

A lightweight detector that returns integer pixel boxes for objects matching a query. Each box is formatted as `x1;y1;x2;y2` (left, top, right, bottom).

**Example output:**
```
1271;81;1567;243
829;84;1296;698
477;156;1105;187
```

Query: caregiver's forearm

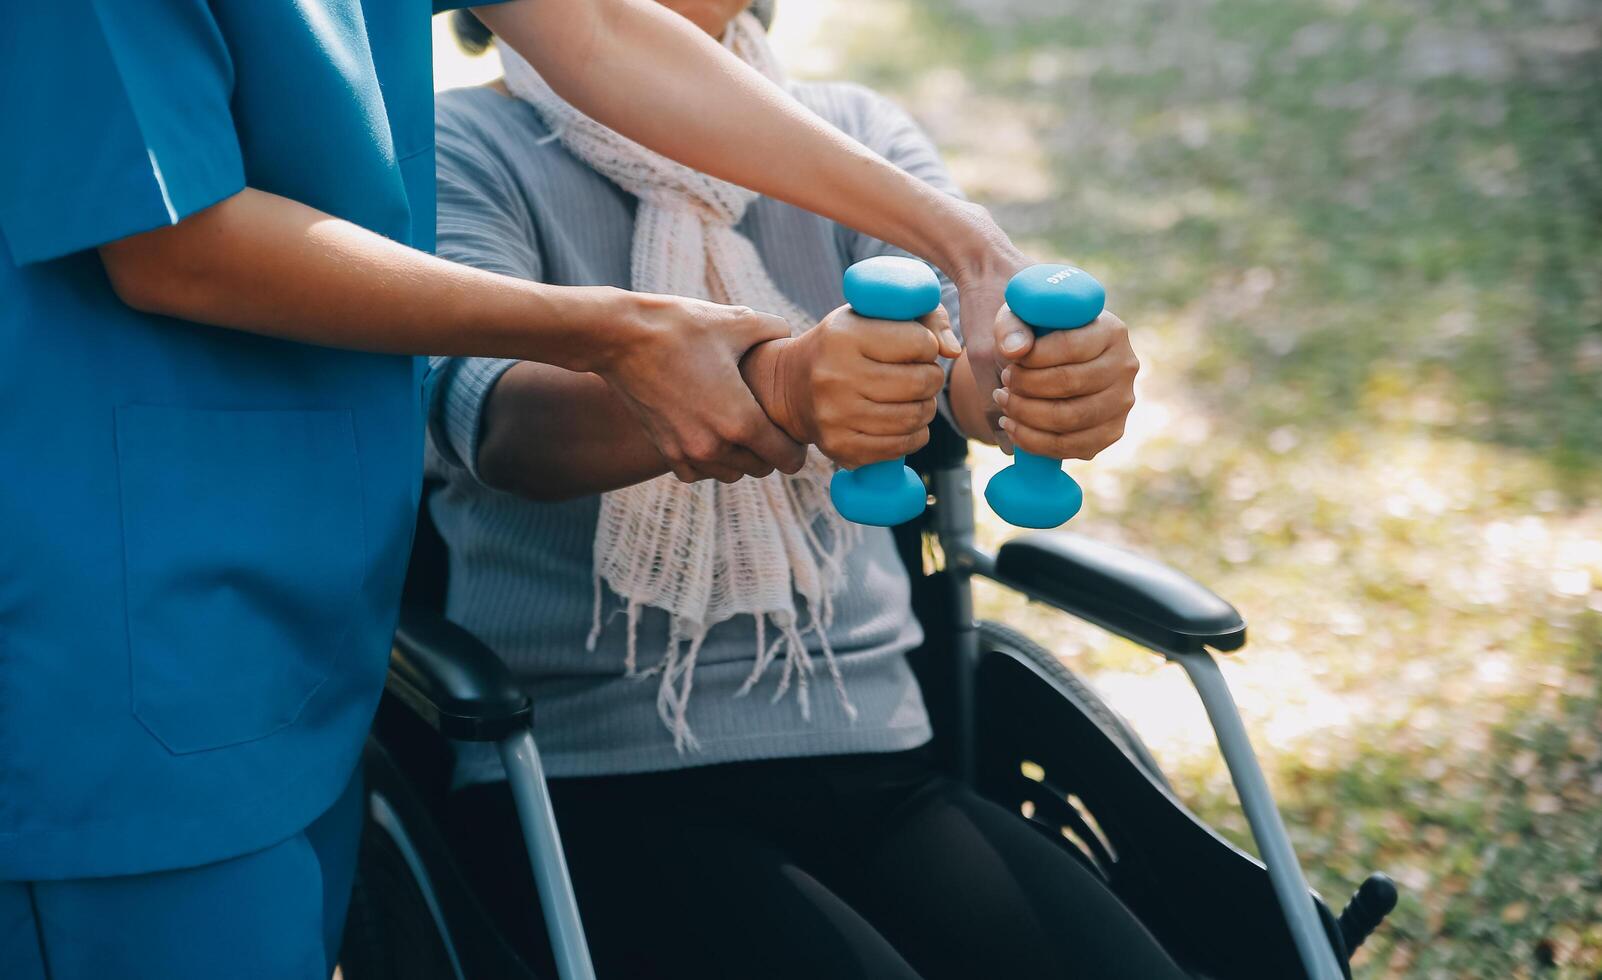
477;0;996;276
99;188;625;370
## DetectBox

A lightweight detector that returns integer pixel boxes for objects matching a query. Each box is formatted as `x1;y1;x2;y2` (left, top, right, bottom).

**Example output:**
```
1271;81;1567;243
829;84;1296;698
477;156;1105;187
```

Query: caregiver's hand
942;202;1032;441
594;289;807;483
989;309;1140;460
742;305;959;470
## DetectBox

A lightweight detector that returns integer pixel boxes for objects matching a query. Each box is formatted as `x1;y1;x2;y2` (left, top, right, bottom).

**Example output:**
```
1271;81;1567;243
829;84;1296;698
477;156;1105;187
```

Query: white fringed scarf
498;14;859;751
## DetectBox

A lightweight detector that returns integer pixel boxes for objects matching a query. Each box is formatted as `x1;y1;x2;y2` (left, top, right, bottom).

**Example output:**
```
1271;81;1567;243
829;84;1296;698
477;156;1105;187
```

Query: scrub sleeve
0;0;245;264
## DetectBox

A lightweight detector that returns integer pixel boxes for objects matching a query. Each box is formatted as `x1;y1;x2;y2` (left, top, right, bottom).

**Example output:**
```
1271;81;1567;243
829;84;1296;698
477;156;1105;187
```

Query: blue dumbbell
984;264;1107;528
829;255;943;526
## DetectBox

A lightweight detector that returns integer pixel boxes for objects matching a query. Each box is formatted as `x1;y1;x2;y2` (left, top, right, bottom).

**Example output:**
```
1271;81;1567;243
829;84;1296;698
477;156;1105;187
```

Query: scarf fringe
593;580;861;751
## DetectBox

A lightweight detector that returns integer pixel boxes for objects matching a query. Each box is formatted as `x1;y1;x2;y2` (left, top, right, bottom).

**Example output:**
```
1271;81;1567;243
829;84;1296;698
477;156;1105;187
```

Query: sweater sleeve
423;98;543;483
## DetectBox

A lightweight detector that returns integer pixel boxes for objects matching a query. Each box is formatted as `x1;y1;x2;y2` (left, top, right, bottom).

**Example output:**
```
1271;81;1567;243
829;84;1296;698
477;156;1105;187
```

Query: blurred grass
787;0;1602;974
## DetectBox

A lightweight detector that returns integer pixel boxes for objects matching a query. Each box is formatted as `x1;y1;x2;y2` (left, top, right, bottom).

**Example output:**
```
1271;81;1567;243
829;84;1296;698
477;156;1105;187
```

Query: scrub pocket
115;406;366;754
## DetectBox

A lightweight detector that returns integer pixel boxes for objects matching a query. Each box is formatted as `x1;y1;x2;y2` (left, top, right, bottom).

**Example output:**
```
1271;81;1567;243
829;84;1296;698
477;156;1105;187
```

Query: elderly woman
428;4;1171;978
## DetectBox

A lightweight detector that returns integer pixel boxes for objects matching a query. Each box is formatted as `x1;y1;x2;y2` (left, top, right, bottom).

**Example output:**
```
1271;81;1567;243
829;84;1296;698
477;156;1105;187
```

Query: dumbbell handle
984;264;1106;528
843;257;920;489
1007;450;1068;475
829;256;943;527
1007;264;1107;446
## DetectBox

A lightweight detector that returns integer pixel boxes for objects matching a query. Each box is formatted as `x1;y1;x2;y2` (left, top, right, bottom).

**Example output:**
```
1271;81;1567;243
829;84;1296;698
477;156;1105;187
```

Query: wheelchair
338;417;1398;980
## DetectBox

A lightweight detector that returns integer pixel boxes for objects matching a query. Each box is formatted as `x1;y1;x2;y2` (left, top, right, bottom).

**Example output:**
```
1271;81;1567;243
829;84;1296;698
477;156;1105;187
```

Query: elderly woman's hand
989;309;1139;460
742;304;960;471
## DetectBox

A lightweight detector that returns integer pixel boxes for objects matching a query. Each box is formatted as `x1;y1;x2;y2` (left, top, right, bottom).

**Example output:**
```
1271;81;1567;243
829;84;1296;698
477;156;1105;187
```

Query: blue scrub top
0;0;499;880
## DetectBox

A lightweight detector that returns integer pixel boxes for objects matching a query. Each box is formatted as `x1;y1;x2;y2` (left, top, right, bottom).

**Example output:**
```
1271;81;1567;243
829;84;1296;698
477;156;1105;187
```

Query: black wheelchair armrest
991;533;1246;655
388;605;533;741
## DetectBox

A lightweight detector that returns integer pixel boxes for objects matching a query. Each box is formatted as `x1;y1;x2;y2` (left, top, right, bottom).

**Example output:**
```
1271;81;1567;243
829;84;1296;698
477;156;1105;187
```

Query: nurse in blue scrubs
0;1;1031;976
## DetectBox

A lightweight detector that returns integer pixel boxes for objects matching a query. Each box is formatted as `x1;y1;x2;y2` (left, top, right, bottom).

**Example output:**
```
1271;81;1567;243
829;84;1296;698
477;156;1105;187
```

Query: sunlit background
434;2;1602;975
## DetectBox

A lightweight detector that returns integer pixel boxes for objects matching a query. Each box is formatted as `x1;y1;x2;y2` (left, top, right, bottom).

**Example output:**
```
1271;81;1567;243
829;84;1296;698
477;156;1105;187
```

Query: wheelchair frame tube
499;730;598;980
933;463;982;783
368;791;469;980
1175;653;1344;980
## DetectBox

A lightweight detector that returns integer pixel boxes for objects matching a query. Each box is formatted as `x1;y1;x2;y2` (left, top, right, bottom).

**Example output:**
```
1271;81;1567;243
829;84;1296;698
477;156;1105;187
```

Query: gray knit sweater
426;81;962;783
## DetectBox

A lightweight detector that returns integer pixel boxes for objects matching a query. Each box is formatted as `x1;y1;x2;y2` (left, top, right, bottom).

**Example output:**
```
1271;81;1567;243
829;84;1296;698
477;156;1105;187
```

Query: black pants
445;746;1190;979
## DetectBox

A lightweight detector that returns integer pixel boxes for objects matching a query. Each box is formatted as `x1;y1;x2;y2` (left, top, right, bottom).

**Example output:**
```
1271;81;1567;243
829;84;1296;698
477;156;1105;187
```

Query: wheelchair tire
339;809;459;980
978;620;1173;791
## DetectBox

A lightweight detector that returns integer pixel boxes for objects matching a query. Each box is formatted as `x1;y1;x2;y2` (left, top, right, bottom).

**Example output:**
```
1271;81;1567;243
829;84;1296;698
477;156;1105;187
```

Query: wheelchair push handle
1338;872;1398;955
983;264;1107;529
829;255;943;526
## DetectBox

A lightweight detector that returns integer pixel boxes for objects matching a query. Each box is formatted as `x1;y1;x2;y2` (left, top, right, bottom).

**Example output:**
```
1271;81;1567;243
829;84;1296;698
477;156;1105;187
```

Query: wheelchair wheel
978;620;1171;791
339;811;458;980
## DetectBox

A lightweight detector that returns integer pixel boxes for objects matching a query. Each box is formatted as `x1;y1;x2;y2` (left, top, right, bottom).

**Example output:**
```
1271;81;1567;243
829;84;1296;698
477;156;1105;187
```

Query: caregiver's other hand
744;304;958;470
597;289;806;483
942;202;1031;443
991;309;1139;460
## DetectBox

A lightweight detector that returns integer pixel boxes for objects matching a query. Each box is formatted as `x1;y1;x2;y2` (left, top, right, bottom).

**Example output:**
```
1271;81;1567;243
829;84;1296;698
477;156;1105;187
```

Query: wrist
493;282;638;376
740;338;810;443
938;201;1026;284
574;286;652;376
948;352;998;444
